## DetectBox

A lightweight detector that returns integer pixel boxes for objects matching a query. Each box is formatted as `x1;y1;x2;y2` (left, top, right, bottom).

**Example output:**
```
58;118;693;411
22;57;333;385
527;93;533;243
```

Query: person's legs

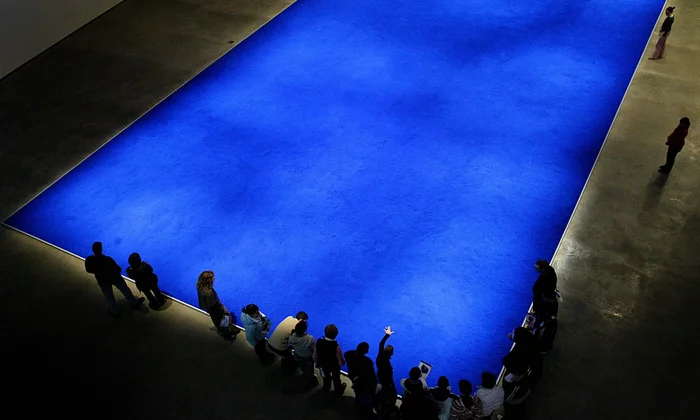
152;285;166;305
318;364;335;391
297;356;317;387
659;33;668;58
661;146;680;173
329;366;345;393
378;385;398;419
142;288;159;308
97;280;119;315
113;277;142;308
268;344;295;374
254;340;274;365
355;393;375;419
652;34;666;59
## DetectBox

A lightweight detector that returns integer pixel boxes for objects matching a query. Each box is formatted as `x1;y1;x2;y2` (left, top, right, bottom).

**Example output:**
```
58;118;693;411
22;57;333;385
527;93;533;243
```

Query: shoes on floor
335;382;347;395
131;297;146;309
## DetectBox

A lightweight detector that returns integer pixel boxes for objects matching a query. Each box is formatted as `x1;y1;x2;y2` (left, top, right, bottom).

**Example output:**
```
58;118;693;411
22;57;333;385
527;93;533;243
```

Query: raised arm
377;325;394;358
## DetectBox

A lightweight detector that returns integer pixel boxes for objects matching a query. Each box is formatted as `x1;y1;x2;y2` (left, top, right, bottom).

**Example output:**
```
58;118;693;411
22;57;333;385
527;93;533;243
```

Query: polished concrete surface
1;1;698;418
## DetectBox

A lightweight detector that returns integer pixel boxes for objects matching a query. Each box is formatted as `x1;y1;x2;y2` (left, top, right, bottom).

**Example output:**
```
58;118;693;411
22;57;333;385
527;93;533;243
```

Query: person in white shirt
475;372;504;419
267;311;309;375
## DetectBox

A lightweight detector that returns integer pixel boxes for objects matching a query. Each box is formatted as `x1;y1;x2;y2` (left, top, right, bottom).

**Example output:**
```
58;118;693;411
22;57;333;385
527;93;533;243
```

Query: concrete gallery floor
1;1;699;419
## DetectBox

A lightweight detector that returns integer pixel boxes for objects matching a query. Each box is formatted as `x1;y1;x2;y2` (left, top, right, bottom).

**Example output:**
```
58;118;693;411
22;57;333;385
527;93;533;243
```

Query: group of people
191;259;561;420
84;240;559;420
84;241;166;316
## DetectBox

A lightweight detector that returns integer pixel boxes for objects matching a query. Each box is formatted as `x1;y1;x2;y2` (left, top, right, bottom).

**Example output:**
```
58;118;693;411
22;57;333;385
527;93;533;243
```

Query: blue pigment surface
6;0;662;386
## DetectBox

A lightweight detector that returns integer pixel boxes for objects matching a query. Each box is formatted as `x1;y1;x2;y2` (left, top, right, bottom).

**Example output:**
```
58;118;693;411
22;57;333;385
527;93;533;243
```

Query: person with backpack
126;252;165;309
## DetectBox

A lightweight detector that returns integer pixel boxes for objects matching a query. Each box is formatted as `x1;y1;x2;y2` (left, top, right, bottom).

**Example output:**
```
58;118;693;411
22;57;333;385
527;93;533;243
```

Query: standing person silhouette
126;252;165;309
650;6;676;60
376;326;397;418
85;241;144;316
659;117;691;174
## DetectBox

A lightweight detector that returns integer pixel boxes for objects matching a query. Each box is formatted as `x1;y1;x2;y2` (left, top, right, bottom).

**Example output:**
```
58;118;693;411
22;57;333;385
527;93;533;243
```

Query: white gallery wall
0;0;122;79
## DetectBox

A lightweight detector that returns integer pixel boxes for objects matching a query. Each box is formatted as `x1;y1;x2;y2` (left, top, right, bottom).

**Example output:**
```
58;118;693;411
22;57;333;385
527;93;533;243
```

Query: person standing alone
85;241;144;316
650;6;675;60
659;117;690;174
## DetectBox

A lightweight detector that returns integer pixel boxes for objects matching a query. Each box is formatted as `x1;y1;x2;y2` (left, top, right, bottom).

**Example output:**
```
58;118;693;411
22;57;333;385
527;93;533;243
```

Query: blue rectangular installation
6;0;663;385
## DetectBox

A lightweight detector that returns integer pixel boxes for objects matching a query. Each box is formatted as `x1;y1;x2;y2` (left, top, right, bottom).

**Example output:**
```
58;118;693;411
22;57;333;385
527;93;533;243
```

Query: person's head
92;241;103;255
384;344;395;358
293;320;308;336
196;270;214;290
324;324;339;339
666;6;675;16
481;372;497;389
535;259;549;273
458;379;473;397
679;117;691;129
409;367;422;381
242;304;260;318
356;342;370;355
128;252;142;268
437;376;450;389
295;311;309;321
512;327;531;343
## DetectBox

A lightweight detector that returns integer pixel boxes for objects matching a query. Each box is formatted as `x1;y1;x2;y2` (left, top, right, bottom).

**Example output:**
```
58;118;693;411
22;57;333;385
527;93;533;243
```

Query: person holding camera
241;303;275;366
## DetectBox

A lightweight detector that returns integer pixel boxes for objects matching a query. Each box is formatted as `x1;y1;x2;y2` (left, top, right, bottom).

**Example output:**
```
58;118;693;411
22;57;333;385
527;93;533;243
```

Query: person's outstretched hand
384;326;395;336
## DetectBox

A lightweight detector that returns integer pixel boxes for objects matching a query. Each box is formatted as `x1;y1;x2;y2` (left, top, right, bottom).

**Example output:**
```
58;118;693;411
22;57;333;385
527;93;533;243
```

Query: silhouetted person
345;341;378;419
531;315;558;384
126;252;165;309
532;260;557;311
196;270;238;340
85;241;144;316
534;316;558;355
268;311;309;375
314;324;347;395
533;289;558;326
659;117;691;174
376;326;397;419
428;376;457;420
401;367;430;420
503;327;537;375
503;368;530;420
